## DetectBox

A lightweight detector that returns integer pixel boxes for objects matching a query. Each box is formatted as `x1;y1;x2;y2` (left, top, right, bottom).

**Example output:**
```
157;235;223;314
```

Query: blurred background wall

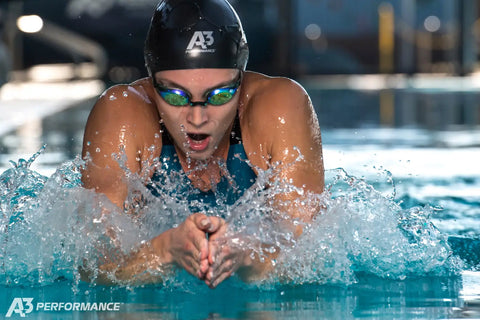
1;0;480;172
1;0;479;85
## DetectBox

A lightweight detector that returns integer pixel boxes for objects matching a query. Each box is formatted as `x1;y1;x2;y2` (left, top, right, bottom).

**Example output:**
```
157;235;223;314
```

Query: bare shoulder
88;78;158;126
241;72;321;169
83;78;161;166
242;72;313;125
242;72;316;137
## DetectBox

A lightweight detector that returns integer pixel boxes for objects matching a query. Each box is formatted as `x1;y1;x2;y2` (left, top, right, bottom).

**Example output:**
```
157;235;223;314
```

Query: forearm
82;230;174;285
236;244;280;282
236;216;310;283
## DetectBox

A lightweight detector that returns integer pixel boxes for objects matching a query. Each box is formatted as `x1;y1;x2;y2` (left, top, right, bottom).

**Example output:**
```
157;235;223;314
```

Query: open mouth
186;133;210;152
187;133;209;141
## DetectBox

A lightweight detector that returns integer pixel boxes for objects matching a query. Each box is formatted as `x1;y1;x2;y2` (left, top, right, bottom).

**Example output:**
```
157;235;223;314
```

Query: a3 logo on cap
186;31;216;53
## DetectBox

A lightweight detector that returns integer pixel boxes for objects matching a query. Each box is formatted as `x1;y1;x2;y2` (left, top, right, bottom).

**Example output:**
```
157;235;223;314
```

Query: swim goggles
153;74;242;107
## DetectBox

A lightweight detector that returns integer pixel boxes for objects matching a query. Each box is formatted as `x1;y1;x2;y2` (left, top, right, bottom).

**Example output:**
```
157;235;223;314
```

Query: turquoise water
1;88;480;319
0;273;478;319
0;144;479;319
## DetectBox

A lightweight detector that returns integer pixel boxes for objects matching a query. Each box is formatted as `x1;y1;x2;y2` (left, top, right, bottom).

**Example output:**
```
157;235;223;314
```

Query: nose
186;105;208;127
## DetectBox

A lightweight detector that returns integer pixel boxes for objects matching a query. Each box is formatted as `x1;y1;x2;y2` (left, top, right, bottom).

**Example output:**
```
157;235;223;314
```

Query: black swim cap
144;0;249;76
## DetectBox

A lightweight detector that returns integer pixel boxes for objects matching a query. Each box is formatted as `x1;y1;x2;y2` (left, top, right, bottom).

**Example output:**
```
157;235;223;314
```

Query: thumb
193;213;213;232
206;216;226;235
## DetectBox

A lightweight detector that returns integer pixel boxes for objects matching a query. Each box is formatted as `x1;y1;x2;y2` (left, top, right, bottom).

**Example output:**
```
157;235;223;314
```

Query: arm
81;85;149;207
83;213;217;285
205;77;325;287
81;84;214;284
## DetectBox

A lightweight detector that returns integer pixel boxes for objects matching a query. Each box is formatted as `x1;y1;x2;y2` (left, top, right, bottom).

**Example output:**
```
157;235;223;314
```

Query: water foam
0;149;465;288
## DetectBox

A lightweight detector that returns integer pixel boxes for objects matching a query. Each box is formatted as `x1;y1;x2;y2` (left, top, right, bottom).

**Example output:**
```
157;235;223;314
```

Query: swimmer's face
153;68;241;160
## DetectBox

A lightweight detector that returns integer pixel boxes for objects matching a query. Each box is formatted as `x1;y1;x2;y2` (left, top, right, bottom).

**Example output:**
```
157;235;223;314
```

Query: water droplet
109;94;117;101
122;91;128;97
95;148;101;153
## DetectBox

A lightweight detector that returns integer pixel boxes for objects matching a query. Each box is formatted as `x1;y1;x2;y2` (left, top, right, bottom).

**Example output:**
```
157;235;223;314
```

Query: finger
194;235;209;261
208;218;228;238
181;255;201;278
208;240;228;266
199;257;209;276
177;233;205;265
210;271;234;288
185;254;210;280
211;258;234;281
208;241;217;266
208;226;229;265
184;262;208;280
178;235;207;275
206;216;226;234
185;241;208;280
207;249;234;283
209;267;235;289
209;240;232;266
184;218;209;261
192;213;212;232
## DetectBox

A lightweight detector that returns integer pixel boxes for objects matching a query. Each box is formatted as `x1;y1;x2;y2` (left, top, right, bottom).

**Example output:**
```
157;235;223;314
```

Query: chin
179;146;213;161
188;150;215;161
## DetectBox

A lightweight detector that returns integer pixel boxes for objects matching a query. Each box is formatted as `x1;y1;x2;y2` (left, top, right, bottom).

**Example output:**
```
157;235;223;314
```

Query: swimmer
81;0;324;288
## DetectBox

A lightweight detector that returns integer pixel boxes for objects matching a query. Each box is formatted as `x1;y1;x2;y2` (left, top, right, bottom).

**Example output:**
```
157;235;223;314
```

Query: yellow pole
378;2;395;73
379;90;395;127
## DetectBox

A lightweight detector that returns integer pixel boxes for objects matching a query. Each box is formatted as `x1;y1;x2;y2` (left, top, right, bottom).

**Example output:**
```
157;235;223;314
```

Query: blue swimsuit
147;115;256;211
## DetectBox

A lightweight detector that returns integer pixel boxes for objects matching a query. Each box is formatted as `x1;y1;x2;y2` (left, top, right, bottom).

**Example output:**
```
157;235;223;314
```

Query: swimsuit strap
160;120;174;146
161;112;242;146
229;112;242;144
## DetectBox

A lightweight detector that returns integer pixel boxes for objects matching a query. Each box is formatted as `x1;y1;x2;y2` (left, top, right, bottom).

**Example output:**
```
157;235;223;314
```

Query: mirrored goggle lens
207;88;236;105
160;90;189;106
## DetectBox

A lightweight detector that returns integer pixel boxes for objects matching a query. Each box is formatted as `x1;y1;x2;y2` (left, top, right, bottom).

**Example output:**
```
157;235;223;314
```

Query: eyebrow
156;73;240;97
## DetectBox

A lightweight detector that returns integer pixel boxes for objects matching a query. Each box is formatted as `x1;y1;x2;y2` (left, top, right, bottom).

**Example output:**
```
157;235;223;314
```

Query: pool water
1;85;480;319
0;273;478;319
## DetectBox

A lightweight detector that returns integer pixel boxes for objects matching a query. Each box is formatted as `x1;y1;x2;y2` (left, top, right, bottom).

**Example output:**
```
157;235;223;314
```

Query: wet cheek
161;109;187;128
221;120;231;131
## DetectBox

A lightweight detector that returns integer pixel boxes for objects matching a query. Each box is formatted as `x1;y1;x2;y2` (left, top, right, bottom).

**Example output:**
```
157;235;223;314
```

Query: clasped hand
168;213;250;288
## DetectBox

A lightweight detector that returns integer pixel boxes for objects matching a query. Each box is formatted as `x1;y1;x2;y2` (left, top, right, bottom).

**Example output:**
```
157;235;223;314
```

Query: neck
175;124;233;192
